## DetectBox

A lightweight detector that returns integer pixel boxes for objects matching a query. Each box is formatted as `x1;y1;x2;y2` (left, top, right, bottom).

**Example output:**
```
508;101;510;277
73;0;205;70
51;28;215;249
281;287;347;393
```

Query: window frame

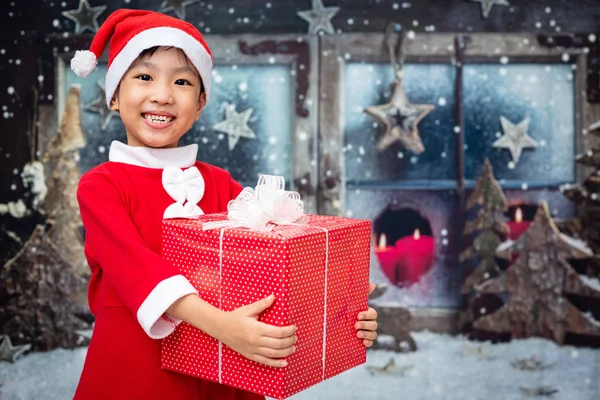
318;32;589;215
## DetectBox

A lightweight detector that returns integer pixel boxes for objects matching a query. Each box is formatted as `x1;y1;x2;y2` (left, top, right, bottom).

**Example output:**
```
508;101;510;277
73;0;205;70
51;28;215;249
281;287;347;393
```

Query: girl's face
110;47;205;149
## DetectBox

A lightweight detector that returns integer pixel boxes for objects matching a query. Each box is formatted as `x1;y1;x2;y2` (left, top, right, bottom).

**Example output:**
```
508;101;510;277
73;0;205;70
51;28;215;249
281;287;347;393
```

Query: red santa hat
70;9;213;107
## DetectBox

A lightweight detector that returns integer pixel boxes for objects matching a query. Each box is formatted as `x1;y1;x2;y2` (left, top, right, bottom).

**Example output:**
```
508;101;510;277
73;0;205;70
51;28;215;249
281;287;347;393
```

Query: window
54;35;320;210
321;33;585;308
50;33;586;310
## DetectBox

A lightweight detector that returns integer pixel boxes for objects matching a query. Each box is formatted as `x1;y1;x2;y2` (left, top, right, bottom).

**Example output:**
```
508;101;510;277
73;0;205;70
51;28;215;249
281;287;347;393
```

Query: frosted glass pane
182;64;293;185
345;187;462;308
344;63;457;183
463;64;575;184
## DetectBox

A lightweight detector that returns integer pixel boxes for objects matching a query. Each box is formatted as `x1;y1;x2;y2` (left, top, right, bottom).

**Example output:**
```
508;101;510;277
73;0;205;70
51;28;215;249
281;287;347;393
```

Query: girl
71;9;378;399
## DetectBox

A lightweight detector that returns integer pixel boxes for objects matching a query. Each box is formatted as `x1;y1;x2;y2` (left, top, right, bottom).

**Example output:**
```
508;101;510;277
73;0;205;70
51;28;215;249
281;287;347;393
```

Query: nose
149;81;174;105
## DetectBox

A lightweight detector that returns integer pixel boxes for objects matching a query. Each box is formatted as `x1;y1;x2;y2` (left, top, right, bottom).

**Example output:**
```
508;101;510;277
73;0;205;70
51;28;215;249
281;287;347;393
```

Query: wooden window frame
49;34;321;213
318;32;590;216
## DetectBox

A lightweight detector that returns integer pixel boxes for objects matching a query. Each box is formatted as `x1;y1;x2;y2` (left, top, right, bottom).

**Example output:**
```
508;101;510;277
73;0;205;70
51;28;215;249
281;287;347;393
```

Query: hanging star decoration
364;80;435;153
160;0;200;20
296;0;340;35
492;116;538;163
212;103;257;151
84;81;120;131
0;335;31;363
467;0;510;19
61;0;107;34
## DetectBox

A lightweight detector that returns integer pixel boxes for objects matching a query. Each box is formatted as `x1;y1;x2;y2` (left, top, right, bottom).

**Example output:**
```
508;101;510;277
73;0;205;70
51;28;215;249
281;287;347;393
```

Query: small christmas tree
41;85;88;278
460;159;509;293
473;201;600;344
561;123;600;253
0;86;91;350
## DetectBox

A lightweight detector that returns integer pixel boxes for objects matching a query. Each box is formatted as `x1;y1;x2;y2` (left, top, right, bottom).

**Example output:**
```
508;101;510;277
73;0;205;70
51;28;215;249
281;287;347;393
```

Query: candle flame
413;229;420;240
515;207;523;223
378;233;387;249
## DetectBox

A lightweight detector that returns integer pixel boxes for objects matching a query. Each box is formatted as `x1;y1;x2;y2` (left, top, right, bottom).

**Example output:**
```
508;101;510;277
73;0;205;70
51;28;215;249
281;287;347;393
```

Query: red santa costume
71;9;265;400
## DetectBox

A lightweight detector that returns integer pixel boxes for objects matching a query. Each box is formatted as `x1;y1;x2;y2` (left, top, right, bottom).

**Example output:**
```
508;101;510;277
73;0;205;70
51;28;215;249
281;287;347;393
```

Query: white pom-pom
70;50;97;78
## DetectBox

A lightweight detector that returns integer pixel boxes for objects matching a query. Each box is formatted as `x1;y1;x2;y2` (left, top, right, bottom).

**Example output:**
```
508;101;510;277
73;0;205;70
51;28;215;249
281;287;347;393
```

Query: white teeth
144;114;173;123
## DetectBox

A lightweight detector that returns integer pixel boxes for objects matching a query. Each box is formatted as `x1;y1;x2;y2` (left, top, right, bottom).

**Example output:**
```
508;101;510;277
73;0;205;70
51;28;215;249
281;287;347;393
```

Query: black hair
136;46;205;94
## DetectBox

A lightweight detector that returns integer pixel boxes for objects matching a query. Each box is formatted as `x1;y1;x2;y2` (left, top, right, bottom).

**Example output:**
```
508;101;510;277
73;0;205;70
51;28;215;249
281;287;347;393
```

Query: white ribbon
320;227;329;381
202;174;307;232
162;166;205;219
203;175;329;383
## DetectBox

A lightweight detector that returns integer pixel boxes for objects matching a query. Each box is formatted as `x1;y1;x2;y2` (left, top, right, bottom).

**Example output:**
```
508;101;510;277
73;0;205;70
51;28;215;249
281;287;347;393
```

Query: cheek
182;94;202;117
118;82;146;105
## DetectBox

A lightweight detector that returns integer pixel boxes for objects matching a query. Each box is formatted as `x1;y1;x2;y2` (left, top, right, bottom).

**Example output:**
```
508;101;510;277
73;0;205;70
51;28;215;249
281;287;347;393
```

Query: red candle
506;207;531;240
375;230;436;287
374;233;398;278
394;229;436;286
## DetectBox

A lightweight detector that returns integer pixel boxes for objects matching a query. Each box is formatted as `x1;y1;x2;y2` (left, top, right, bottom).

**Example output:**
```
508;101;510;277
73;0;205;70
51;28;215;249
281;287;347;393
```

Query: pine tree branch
562;301;600;336
473;304;512;333
575;148;600;168
462;258;502;294
476;272;508;293
564;269;600;298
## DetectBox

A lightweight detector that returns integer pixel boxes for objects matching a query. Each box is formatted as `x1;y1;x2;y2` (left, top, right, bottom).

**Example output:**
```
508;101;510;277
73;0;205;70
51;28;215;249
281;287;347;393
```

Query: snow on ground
1;331;599;400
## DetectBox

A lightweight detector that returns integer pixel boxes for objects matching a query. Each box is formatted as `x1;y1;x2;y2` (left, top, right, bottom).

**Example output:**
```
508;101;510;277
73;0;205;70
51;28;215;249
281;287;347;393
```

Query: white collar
108;140;198;169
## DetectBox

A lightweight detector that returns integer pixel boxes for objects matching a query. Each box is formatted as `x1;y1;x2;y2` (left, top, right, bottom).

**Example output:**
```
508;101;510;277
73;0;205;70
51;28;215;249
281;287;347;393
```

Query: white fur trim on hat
71;50;98;78
104;27;212;107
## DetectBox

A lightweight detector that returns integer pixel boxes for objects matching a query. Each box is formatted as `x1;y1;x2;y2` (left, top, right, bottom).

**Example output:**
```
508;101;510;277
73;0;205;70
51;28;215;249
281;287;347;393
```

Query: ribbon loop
203;174;307;232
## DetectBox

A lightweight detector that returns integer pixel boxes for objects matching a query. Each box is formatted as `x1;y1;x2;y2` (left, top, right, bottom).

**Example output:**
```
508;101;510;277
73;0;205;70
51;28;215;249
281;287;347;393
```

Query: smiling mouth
142;113;175;124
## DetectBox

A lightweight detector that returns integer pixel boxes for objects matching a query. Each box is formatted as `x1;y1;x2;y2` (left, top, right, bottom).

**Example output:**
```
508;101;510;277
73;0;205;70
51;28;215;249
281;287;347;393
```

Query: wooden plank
318;36;345;216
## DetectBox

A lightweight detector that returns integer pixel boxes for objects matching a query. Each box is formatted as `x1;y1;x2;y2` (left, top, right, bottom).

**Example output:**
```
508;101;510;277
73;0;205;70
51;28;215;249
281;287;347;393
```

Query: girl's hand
355;283;378;347
217;294;297;368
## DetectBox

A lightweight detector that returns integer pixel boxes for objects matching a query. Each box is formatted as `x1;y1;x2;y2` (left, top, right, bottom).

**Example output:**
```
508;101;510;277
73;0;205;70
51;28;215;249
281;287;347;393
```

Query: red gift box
161;212;371;399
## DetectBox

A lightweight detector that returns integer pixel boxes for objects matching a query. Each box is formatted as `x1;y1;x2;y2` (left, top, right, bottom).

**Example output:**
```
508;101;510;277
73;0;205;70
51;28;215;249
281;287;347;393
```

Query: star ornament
297;0;340;35
61;0;107;34
84;81;120;130
160;0;200;20
0;335;31;363
493;116;538;163
364;80;435;154
212;103;257;151
468;0;510;19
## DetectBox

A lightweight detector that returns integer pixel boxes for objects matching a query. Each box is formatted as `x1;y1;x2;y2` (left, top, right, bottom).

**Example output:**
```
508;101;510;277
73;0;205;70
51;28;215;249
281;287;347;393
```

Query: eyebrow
172;66;197;75
132;61;196;75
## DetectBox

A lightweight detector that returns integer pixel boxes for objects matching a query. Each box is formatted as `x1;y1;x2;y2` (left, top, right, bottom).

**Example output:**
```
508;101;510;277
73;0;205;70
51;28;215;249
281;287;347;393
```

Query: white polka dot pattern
160;213;371;399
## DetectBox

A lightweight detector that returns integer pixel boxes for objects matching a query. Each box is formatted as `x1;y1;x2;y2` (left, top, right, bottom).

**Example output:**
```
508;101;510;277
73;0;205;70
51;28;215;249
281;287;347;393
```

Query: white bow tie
162;166;205;219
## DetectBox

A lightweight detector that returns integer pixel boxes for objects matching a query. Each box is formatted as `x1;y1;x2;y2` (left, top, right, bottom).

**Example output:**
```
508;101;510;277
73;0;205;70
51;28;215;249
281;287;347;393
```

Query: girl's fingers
251;353;289;368
260;335;297;350
363;339;374;347
260;323;297;339
256;345;296;359
357;330;377;341
368;282;376;295
358;308;378;321
355;321;378;331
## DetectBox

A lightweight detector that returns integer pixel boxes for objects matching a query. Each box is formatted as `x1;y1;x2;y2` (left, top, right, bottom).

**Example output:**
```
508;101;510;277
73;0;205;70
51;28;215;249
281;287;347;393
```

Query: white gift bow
202;174;308;232
162;166;205;219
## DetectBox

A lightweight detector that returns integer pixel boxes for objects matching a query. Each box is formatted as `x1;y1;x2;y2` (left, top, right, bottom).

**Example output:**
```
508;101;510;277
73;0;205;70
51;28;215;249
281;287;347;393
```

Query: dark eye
136;74;152;81
175;79;192;86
